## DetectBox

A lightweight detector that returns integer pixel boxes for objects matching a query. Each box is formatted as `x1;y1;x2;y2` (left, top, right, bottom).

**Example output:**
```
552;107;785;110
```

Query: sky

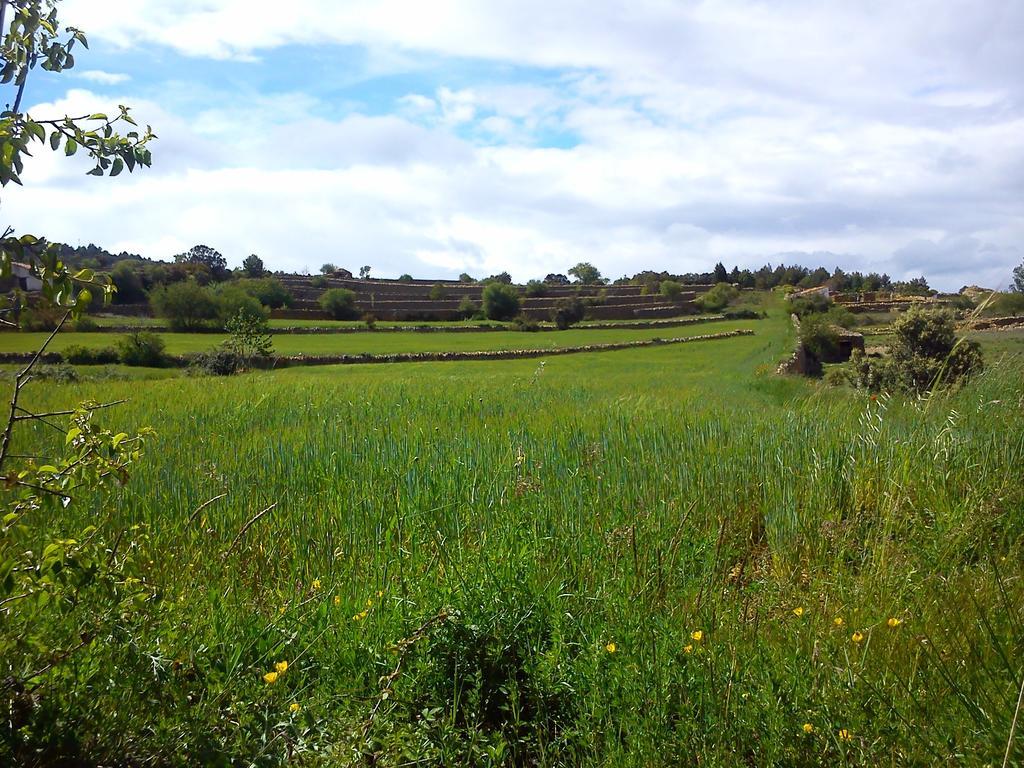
3;0;1023;290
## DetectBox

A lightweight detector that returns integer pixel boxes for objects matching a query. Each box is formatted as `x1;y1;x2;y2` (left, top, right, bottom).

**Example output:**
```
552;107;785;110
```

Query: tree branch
0;309;72;470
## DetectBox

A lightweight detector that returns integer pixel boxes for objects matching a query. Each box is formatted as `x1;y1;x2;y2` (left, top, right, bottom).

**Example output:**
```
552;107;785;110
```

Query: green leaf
110;157;123;177
74;268;94;282
77;288;92;306
50;130;61;150
66;427;82;445
64;137;77;156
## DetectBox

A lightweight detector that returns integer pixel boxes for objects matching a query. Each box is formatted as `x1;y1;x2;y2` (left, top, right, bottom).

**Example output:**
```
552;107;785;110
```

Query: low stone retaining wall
244;329;754;369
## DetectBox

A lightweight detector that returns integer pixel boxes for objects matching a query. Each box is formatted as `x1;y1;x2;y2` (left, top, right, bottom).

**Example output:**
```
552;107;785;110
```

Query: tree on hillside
482;282;520;320
359;265;372;279
1012;260;1024;293
569;262;605;285
321;263;337;275
544;273;569;285
713;262;728;283
175;245;227;280
242;253;265;277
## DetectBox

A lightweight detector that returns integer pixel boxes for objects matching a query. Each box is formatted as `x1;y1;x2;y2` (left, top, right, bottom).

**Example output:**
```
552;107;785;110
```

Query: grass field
2;296;1023;766
0;318;763;358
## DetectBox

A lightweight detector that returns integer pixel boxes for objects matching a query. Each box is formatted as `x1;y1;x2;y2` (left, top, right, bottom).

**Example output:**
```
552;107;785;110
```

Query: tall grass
4;312;1023;765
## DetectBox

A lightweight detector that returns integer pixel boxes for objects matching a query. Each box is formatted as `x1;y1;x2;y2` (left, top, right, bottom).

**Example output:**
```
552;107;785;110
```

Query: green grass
2;292;1022;766
0;318;766;358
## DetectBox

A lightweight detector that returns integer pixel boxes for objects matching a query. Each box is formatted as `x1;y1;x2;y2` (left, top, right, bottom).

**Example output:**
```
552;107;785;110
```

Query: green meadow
0;318;757;357
3;300;1023;766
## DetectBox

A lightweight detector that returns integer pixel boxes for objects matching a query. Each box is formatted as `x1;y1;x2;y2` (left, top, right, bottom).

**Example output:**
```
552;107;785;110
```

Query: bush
551;297;586;329
722;308;763;320
799;315;840;376
70;314;99;332
398;274;414;282
319;288;358;320
18;304;62;331
513;314;540;332
310;275;329;289
363;313;377;330
696;282;739;312
482;283;520;320
428;283;448;300
457;296;479;320
786;292;831;317
62;345;119;365
236;277;293;309
524;280;547;298
150;281;219;331
659;280;684;301
110;261;146;304
214;285;268;327
852;308;983;394
117;331;168;367
189;344;240;376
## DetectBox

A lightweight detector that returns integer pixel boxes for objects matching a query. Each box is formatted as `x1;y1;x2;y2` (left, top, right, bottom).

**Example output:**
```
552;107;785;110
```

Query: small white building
11;262;42;292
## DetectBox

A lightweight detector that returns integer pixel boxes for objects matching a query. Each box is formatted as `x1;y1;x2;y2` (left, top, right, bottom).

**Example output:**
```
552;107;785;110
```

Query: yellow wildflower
851;631;864;643
311;579;321;591
605;642;617;653
366;598;373;607
683;644;693;654
289;702;300;713
793;607;804;617
275;660;288;674
887;617;902;628
691;630;703;642
377;589;384;598
353;610;368;622
279;605;286;615
263;671;279;684
833;617;844;627
802;723;814;734
838;728;853;742
333;595;341;606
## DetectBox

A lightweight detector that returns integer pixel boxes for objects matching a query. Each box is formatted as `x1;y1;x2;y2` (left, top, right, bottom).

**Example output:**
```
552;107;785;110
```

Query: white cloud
7;1;1023;290
76;70;131;85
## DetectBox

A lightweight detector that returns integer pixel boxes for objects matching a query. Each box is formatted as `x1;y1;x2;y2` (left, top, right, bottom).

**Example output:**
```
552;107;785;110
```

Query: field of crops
3;300;1023;766
0;319;756;358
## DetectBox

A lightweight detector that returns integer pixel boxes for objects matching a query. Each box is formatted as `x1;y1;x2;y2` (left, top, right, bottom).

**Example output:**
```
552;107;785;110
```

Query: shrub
799;315;840;376
236;277;293;309
524;280;547;298
551;297;586;329
150;281;219;330
214;285;268;327
62;345;119;365
457;296;479;320
429;283;448;300
786;292;831;317
310;275;329;289
71;314;99;332
398;273;414;282
363;313;377;330
722;308;763;320
117;331;168;367
659;280;684;301
18;303;62;331
482;283;520;320
853;308;983;394
319;288;358;320
696;282;739;312
513;314;540;332
110;261;146;304
189;344;240;376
